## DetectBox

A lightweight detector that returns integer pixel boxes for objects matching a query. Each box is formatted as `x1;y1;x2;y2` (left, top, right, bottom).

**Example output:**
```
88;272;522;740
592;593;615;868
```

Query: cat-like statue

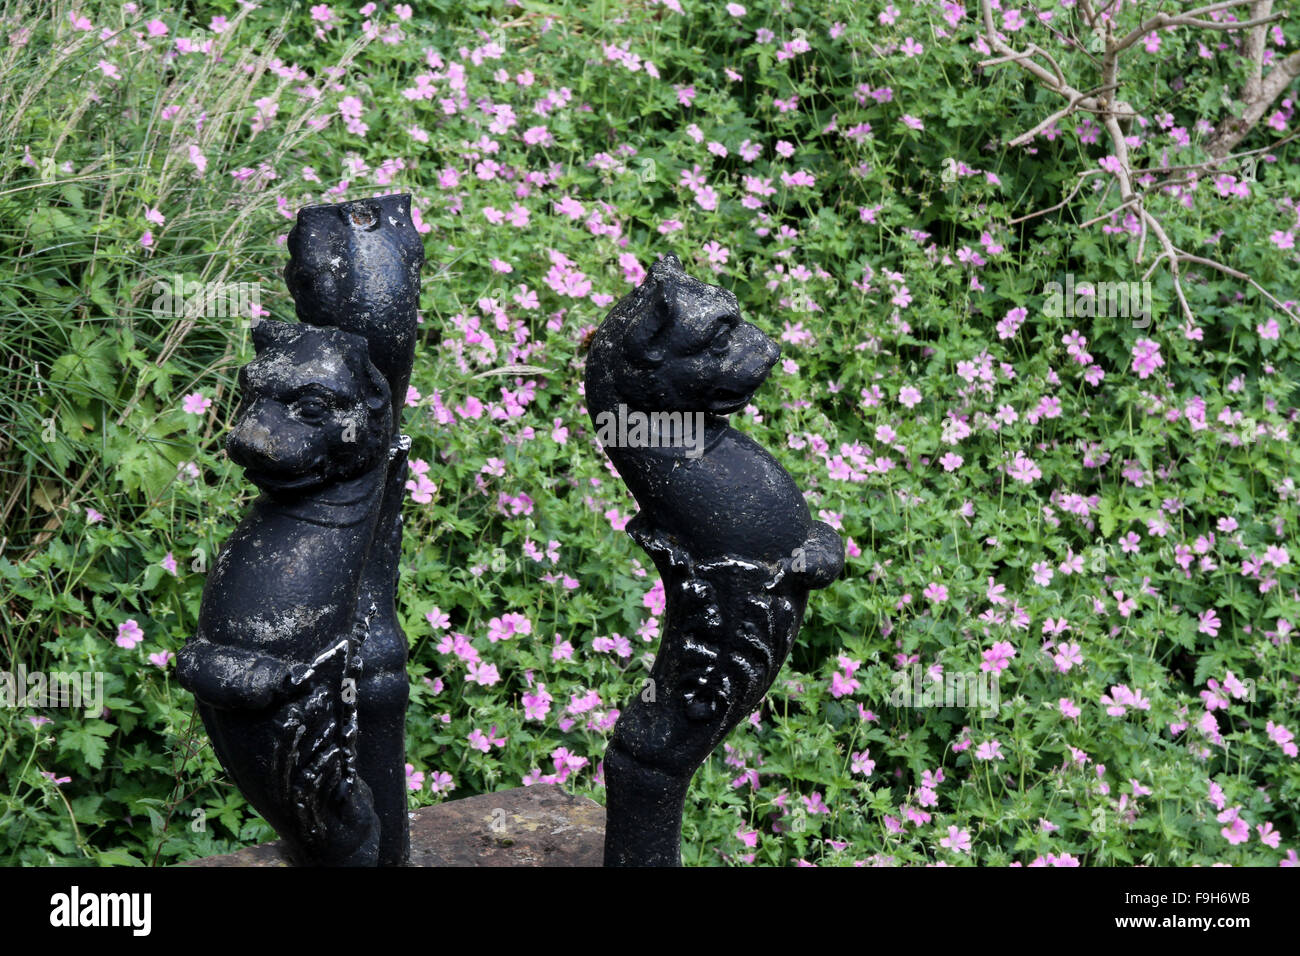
180;195;423;867
177;319;392;866
586;253;844;866
284;195;424;866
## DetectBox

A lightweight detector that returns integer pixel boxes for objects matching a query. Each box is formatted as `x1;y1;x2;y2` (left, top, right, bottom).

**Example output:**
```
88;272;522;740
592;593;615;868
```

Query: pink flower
1220;812;1250;845
986;578;1007;605
1101;684;1151;716
1198;609;1221;637
551;746;589;781
618;252;646;286
1052;642;1083;673
939;825;971;852
923;581;948;603
182;392;212;415
803;791;830;814
981;641;1016;674
702;241;730;266
973;739;1004;761
1257;822;1282;848
116;619;144;649
830;670;860;699
465;661;500;686
405;458;436;503
1006;452;1041;484
523;684;553;721
1267;721;1297;757
1130;338;1164;379
405;763;425;791
851;750;875;776
188;144;207;176
693;185;719;211
149;650;174;668
642;579;666;616
487;612;532;643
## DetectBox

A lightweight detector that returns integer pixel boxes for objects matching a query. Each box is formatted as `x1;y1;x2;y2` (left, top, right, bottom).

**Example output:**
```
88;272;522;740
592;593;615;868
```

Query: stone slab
185;785;605;867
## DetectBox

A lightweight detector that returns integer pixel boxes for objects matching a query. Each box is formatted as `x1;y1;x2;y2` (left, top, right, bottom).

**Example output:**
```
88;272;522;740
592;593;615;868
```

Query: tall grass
0;1;372;861
0;1;367;648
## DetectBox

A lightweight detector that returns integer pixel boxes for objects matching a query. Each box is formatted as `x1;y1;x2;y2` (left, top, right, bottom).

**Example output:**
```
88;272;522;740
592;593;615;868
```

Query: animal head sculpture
585;253;780;416
283;194;424;428
226;320;392;495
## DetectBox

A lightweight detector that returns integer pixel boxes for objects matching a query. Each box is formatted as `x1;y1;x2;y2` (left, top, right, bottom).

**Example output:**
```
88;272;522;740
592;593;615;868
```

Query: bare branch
1141;213;1196;325
1131;129;1299;175
1114;10;1284;53
985;0;1295;327
1077;196;1142;229
1241;1;1273;104
1007;169;1105;225
1173;251;1300;322
1006;96;1085;148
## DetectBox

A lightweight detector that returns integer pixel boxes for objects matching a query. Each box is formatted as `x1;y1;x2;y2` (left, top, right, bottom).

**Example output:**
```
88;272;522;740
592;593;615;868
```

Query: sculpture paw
788;521;845;589
177;639;300;711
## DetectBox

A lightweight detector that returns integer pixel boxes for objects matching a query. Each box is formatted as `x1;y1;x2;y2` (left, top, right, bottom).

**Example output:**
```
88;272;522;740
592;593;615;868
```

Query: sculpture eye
293;395;329;423
709;326;732;354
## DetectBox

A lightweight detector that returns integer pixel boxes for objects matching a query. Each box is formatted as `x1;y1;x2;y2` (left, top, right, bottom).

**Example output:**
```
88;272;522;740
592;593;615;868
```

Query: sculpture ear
652;252;684;276
365;363;391;413
251;319;298;355
624;274;671;367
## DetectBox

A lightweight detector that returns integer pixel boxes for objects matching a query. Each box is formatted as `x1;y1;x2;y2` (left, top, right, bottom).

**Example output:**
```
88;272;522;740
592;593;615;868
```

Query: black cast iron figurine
585;253;844;866
178;194;424;866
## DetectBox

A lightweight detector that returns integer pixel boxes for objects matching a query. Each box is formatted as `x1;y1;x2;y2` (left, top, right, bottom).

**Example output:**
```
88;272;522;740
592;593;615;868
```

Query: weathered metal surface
176;195;424;866
585;253;844;866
